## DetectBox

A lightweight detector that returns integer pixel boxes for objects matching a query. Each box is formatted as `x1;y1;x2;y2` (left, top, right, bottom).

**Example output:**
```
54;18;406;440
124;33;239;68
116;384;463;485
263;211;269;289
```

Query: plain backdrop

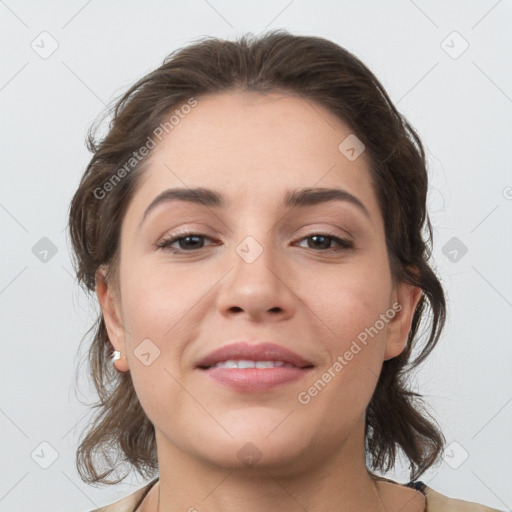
1;1;511;511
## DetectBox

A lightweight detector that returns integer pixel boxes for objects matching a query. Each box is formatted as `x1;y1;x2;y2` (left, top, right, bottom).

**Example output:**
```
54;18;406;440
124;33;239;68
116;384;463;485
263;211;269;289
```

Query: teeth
210;360;295;369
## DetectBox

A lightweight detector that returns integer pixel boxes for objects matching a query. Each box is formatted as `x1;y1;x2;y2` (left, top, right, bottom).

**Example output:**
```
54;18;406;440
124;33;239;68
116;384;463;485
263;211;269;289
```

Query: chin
187;420;315;473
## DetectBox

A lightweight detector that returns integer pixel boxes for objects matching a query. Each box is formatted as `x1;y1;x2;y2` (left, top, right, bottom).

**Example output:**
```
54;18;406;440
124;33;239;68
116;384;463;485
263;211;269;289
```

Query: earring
112;350;129;371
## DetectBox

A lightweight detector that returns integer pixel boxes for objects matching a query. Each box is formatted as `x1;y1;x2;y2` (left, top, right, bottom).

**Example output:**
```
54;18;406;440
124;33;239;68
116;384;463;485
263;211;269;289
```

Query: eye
155;231;353;254
156;231;217;253
295;233;353;251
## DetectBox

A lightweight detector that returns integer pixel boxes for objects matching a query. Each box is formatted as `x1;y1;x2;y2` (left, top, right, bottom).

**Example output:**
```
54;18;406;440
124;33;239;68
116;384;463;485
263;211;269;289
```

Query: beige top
88;475;505;512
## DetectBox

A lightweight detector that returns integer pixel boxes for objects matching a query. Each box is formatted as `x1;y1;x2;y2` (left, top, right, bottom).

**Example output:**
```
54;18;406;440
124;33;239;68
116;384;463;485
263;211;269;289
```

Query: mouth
195;341;314;392
199;360;301;369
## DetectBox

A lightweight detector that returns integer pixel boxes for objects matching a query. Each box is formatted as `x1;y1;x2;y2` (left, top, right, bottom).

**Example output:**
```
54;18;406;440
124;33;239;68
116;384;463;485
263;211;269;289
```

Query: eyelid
293;223;355;241
293;230;353;249
155;229;217;250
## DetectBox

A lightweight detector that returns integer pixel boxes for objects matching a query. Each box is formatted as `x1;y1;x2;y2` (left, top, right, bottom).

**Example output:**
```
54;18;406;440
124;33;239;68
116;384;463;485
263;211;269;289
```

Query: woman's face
98;90;420;472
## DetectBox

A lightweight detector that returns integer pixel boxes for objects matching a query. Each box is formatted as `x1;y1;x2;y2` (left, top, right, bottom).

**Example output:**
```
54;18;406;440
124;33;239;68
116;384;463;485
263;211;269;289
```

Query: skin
96;90;425;511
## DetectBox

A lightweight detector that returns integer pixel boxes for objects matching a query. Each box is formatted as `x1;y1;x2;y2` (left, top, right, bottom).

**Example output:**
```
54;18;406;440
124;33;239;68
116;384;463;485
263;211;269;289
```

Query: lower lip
199;367;313;392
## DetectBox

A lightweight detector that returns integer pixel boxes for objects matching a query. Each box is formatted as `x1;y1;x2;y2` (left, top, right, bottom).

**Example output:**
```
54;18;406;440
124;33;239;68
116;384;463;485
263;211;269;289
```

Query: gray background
1;1;511;511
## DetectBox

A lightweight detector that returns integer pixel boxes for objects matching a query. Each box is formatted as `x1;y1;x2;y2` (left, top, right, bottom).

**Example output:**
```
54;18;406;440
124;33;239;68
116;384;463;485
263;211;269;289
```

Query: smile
207;360;296;369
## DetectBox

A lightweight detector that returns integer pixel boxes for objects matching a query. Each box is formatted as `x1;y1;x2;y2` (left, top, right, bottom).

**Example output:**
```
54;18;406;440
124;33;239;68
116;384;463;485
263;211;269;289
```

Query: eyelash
155;230;354;254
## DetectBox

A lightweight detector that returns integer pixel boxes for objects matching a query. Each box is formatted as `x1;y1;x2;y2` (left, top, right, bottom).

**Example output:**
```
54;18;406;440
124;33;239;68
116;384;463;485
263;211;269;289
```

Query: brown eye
156;232;216;253
295;233;353;251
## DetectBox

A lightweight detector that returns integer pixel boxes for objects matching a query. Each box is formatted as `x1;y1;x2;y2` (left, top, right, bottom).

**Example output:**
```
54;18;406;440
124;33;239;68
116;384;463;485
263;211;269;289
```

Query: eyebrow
138;186;371;230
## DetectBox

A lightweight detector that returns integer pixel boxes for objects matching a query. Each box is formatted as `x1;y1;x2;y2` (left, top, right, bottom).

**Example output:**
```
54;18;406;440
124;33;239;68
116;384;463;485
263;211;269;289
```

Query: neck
148;419;386;512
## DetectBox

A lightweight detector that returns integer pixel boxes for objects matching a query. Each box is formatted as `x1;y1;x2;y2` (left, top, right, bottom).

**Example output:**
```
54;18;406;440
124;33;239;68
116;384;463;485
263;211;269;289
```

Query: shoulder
423;484;505;512
84;476;505;512
373;474;504;512
87;478;158;512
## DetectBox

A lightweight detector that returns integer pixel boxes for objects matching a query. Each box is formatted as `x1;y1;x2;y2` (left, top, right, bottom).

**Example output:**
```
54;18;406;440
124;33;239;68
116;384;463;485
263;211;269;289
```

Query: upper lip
195;342;314;369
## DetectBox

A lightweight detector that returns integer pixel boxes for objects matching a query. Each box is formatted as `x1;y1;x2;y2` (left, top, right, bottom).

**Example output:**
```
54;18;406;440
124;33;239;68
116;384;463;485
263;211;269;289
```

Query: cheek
119;259;209;380
298;281;392;432
117;263;194;428
304;257;392;345
120;256;192;335
298;256;393;411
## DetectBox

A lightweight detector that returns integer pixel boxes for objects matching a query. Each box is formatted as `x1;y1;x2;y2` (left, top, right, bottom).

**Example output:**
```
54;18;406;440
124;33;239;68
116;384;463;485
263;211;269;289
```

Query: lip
195;341;314;369
195;341;315;392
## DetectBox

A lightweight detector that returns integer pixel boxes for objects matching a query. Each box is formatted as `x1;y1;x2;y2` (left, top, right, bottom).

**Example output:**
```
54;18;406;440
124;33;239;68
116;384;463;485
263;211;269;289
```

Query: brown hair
68;29;446;486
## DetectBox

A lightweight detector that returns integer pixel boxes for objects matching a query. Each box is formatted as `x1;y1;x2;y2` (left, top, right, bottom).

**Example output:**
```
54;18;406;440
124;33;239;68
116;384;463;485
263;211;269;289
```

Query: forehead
149;90;367;175
125;90;382;227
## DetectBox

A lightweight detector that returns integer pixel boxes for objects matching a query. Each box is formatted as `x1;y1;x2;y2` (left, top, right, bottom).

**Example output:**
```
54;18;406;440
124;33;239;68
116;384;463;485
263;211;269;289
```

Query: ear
384;277;423;361
95;267;129;372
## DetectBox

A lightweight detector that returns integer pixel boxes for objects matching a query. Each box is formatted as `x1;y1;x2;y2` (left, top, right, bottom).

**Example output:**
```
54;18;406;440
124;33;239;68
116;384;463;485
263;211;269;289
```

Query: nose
215;237;297;322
